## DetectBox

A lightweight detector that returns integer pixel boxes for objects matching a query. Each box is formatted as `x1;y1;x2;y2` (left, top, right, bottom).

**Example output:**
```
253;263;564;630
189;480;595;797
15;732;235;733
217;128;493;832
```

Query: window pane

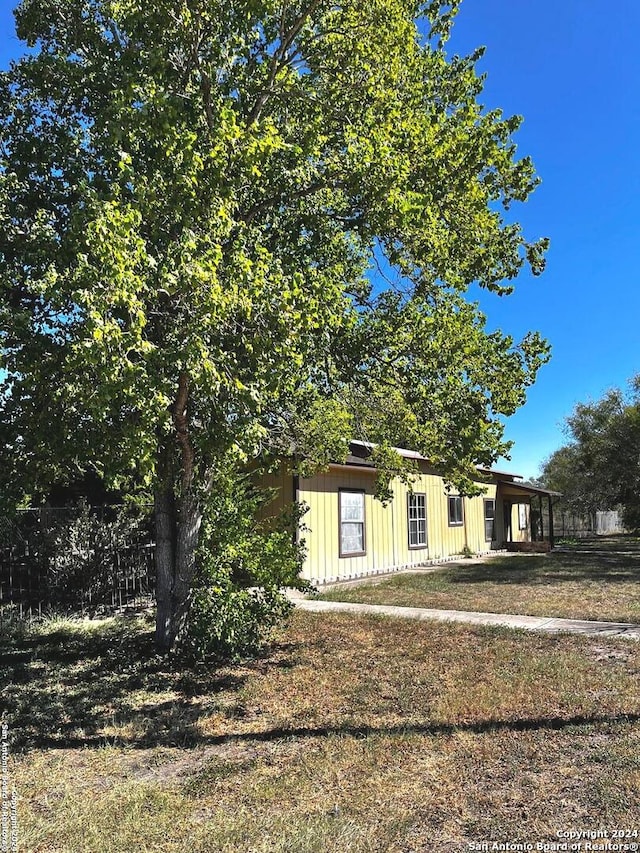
409;519;419;546
448;496;462;525
341;492;364;522
408;494;427;545
341;522;364;554
484;499;495;541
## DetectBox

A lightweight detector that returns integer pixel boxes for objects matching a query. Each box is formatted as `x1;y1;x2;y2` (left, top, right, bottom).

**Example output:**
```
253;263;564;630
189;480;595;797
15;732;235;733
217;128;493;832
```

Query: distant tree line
539;377;640;532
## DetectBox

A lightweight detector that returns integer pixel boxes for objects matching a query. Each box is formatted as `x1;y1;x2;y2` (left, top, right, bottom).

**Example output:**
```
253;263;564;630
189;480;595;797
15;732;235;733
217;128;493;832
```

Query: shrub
179;469;309;662
182;585;293;662
40;501;152;608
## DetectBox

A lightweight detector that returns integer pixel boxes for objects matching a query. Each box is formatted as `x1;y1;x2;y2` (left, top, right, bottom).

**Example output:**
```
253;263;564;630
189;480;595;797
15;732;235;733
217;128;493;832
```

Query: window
484;499;495;542
339;490;366;556
408;493;427;548
448;495;463;526
518;503;528;530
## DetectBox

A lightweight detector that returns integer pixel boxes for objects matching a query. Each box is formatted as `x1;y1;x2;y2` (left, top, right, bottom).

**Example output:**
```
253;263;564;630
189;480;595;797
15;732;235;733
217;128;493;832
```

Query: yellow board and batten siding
254;461;294;523
297;462;501;584
255;458;534;584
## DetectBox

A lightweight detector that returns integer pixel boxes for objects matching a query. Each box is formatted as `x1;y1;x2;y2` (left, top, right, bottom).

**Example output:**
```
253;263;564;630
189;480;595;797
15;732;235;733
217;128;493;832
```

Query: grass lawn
2;610;640;852
317;538;640;624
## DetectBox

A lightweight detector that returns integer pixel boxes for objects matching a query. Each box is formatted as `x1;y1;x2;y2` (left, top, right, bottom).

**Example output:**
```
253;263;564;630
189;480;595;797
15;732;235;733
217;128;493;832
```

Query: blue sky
445;0;640;478
1;2;638;480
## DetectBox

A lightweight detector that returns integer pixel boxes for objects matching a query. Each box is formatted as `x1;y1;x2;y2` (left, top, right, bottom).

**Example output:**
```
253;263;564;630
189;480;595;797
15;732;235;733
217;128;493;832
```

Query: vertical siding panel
310;474;319;582
370;488;379;572
395;482;401;566
319;472;325;581
298;480;310;581
396;480;406;566
438;483;443;558
256;461;292;521
468;495;478;553
323;473;330;581
378;492;385;570
307;480;314;580
323;472;331;581
290;465;535;584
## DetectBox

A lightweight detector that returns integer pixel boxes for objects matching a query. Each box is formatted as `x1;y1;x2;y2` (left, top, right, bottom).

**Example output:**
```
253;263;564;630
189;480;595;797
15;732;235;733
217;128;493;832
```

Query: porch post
530;499;536;542
548;495;555;549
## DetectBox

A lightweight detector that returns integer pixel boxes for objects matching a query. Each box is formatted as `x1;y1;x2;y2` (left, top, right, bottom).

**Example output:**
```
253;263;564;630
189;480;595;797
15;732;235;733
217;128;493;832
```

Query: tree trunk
155;484;176;652
154;370;203;652
171;491;203;643
154;485;203;652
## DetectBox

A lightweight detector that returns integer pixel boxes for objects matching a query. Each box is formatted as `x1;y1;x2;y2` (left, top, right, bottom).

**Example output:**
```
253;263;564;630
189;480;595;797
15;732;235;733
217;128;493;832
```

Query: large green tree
540;379;640;530
0;0;549;650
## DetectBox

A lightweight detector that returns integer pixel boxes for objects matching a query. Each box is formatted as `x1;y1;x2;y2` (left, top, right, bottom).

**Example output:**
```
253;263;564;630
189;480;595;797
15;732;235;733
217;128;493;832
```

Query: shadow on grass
445;538;640;586
9;711;640;752
2;613;640;755
0;617;255;751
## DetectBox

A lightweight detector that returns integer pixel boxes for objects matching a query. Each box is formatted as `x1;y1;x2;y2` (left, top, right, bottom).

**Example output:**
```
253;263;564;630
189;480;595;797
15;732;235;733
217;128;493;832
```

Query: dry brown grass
318;538;640;623
2;609;640;851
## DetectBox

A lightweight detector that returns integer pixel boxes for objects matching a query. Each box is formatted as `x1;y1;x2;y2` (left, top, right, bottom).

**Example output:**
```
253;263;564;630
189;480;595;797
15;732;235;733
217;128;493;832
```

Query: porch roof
497;481;562;499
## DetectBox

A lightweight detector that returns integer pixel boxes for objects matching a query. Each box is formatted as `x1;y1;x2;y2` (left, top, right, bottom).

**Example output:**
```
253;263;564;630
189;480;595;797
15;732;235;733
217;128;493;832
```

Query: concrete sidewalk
292;597;640;640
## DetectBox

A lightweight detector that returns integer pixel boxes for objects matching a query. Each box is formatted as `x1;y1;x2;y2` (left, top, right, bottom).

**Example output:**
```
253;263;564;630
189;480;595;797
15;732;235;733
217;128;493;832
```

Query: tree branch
238;178;333;225
246;0;323;126
173;371;195;491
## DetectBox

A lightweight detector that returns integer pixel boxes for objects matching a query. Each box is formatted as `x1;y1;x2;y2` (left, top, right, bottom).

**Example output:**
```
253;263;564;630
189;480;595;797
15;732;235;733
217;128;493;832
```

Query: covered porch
495;479;561;552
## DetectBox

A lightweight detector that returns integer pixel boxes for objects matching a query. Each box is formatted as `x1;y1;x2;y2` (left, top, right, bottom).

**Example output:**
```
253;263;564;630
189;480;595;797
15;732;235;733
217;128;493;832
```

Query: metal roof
347;441;530;483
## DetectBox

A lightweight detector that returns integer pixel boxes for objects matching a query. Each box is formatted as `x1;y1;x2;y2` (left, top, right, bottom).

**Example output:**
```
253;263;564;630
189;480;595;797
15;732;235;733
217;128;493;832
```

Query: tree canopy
540;378;640;530
0;0;549;649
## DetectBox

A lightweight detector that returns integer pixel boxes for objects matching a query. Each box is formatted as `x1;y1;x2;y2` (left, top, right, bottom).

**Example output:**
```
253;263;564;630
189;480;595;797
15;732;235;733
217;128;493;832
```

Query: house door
503;502;512;543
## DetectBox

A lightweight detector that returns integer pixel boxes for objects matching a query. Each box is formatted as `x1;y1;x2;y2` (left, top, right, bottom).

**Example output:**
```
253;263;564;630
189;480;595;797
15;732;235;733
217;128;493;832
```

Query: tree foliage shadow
0;617;253;752
2;615;639;758
13;710;640;753
444;540;640;586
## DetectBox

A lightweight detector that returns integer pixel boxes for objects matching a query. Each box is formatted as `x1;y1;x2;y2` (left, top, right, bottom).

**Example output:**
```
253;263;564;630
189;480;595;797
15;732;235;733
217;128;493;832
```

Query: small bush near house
0;500;154;615
183;585;293;662
42;500;153;607
179;473;308;662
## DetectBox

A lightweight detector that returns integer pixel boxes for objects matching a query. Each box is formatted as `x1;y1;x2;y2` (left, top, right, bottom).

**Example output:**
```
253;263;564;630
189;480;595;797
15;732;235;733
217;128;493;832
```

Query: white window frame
408;493;428;549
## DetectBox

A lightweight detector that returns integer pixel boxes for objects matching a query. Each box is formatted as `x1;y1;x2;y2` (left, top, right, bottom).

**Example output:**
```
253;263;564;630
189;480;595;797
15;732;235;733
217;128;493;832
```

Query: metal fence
552;510;594;539
0;506;156;620
548;507;626;540
595;510;625;535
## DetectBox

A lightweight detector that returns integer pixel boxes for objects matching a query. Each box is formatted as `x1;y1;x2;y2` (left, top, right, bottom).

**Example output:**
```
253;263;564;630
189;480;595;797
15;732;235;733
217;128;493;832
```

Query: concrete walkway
293;597;640;640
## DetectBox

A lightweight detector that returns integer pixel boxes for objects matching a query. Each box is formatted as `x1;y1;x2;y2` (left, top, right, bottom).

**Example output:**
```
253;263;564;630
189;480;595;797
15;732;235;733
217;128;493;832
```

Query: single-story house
261;441;558;585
